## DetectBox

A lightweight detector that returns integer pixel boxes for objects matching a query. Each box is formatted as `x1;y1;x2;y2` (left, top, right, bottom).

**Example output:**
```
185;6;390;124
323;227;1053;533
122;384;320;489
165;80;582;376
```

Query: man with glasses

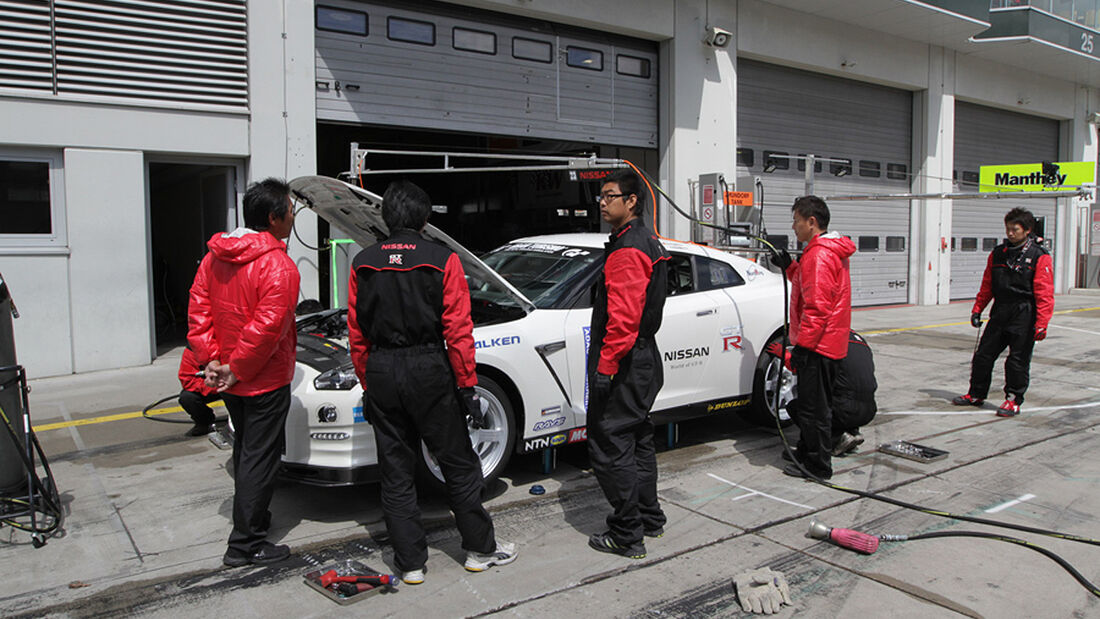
586;169;670;560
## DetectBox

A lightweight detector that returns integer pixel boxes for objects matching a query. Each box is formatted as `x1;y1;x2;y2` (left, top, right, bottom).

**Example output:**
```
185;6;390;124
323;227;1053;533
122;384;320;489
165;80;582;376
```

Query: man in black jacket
587;169;670;560
346;180;516;585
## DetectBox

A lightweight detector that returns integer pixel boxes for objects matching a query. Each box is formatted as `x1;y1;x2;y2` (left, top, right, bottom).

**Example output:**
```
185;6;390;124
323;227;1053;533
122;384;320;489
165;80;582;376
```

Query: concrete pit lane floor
2;292;1100;618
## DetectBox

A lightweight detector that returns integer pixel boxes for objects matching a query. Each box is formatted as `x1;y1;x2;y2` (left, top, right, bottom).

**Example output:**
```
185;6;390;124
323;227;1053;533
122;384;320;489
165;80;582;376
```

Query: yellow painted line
33;402;223;432
863;306;1100;336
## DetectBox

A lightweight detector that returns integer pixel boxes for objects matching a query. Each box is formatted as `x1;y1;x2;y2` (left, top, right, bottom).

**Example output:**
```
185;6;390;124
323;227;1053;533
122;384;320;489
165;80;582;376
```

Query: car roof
503;232;769;273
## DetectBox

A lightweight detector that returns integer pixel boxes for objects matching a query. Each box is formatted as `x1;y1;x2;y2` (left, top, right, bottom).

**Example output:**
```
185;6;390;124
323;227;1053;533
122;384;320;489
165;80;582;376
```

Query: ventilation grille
0;0;248;110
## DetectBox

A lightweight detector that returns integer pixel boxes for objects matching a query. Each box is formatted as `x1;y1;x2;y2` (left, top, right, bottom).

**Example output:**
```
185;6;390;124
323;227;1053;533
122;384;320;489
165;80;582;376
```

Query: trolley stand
666;423;679;449
541;448;557;475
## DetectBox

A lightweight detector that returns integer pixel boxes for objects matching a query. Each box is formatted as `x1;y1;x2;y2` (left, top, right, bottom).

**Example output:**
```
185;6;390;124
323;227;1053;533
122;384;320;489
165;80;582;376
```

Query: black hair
604;169;647;216
791;195;830;230
1004;207;1035;232
242;178;290;231
382;180;432;232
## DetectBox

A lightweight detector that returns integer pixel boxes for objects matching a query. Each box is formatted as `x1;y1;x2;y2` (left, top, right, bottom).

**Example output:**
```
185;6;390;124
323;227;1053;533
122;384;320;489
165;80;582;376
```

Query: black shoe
588;532;646;559
186;423;215;437
780;448;802;463
643;526;664;538
952;394;984;407
223;542;290;567
782;463;831;481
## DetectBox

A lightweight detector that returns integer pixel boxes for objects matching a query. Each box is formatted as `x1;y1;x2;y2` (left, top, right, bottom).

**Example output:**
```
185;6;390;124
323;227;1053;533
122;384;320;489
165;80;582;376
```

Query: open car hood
289;175;535;314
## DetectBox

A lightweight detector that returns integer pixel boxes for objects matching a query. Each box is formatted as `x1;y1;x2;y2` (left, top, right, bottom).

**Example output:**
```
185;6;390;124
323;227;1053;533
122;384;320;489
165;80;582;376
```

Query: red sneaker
996;398;1021;417
952;394;984;406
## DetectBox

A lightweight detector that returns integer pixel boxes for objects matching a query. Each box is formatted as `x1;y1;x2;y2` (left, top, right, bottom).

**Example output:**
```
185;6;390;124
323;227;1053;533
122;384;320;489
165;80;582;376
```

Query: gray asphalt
2;292;1099;617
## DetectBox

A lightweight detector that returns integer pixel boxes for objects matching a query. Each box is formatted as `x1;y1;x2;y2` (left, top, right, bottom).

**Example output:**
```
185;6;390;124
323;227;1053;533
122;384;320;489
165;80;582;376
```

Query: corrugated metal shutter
314;0;657;147
951;102;1058;299
737;60;913;306
0;0;54;92
0;0;248;110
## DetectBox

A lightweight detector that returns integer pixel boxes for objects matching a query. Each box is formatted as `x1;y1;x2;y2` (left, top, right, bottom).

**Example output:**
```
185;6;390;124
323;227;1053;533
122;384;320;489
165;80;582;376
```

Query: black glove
970;313;982;329
591;373;613;406
771;248;793;271
459;387;486;429
789;346;810;372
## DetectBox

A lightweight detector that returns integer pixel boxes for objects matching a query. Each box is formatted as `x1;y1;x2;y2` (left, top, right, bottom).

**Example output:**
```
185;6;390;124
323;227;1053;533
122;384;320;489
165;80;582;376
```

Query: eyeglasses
594;193;627;204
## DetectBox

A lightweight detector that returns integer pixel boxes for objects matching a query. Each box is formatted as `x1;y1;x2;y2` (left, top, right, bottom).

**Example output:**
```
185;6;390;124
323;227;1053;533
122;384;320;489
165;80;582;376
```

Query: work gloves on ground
1034;327;1047;341
764;341;793;371
771;248;793;271
591;372;613;405
459;387;486;429
733;567;793;614
970;312;983;328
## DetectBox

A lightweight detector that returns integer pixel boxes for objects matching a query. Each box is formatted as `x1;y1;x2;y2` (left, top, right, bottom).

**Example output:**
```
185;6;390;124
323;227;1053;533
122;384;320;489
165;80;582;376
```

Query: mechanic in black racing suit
586;169;671;560
346;180;517;585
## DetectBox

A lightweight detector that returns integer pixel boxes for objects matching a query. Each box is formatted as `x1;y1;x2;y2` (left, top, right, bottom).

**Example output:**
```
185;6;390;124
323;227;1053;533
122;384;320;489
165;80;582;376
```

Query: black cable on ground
0;396;63;541
621;167;1100;595
142;394;227;425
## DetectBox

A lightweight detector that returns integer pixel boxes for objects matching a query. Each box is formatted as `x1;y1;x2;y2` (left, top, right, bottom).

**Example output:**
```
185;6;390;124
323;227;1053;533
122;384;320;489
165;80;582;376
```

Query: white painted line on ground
985;493;1036;513
1048;324;1100;336
707;473;813;509
880;400;1100;416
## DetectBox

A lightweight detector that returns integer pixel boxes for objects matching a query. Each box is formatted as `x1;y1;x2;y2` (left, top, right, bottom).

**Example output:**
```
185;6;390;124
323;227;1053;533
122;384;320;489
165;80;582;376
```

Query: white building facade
1;0;1097;378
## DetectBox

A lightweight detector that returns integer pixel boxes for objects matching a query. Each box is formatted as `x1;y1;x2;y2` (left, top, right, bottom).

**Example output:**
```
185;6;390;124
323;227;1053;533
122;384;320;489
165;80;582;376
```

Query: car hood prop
289;175;535;314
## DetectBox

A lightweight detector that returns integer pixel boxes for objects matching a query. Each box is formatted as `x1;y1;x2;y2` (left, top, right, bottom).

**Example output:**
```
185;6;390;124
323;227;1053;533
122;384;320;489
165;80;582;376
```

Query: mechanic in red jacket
953;208;1054;417
347;180;516;586
177;346;220;437
187;178;300;567
775;196;856;480
586;169;670;560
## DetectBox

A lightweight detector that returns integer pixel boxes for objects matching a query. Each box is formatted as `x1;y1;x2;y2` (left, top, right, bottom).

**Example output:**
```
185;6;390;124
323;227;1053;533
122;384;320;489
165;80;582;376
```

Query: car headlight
313;367;359;390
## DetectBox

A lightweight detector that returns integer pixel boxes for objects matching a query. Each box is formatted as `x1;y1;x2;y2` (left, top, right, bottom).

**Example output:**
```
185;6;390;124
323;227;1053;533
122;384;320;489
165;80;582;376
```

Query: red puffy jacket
178;347;217;396
786;232;856;360
187;229;299;396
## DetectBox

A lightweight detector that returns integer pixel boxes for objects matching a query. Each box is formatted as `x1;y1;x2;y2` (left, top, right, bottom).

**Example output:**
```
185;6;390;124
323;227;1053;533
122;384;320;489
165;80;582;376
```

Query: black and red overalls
967;237;1054;404
346;228;495;574
587;218;670;546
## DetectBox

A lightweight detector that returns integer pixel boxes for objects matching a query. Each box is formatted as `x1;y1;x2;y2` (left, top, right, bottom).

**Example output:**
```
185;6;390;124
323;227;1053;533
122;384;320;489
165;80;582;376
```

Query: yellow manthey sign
979;161;1095;192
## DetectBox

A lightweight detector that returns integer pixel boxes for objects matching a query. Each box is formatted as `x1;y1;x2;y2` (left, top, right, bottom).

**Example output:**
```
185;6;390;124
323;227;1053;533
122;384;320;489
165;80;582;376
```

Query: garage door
314;0;658;148
737;60;913;306
951;102;1059;299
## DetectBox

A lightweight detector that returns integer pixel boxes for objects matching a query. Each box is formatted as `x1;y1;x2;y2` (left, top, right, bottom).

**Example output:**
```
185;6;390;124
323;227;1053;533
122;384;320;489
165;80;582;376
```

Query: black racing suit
967;238;1054;404
587;218;670;545
346;228;494;573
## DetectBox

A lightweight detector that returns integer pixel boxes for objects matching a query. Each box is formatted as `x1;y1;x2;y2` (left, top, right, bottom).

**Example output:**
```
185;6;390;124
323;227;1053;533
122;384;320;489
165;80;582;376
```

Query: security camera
704;26;732;48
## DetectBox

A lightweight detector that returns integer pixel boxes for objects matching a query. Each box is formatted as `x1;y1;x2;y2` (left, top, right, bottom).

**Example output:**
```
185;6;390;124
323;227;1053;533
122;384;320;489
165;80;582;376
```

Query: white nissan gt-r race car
280;176;793;486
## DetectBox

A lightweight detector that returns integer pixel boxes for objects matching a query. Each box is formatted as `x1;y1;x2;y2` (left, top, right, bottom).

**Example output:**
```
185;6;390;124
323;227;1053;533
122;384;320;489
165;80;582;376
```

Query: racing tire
420;374;516;487
744;333;796;428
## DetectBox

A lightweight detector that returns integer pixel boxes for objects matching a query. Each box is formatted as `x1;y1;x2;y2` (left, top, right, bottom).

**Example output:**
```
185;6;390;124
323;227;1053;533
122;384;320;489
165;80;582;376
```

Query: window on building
0;153;64;246
697;257;745;290
763;151;790;171
388;17;434;45
961;237;978;251
951;237;957;251
513;37;552;63
983;237;998;251
858;236;879;252
317;6;368;35
886;236;906;252
737;148;754;168
616;55;650;78
886;163;908;180
666;253;695;296
961;171;980;186
566;46;603;71
796;155;822;173
859;160;881;178
830;158;853;177
453;27;495;54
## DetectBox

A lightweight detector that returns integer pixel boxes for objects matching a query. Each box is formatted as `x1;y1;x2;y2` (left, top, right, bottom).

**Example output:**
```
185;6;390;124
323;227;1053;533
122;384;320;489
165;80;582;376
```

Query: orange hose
622;158;715;250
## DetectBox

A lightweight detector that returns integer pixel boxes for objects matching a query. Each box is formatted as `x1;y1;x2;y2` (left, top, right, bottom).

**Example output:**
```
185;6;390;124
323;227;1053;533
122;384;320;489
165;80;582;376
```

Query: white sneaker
464;541;518;572
402;568;425;585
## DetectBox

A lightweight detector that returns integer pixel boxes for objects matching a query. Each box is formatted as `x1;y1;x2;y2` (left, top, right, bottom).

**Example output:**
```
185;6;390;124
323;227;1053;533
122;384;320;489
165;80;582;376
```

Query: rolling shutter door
952;103;1058;299
737;60;913;306
314;0;657;147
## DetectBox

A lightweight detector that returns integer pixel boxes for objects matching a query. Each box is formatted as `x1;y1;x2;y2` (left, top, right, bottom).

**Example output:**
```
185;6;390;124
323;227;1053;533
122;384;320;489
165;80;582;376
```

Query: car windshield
476;242;600;309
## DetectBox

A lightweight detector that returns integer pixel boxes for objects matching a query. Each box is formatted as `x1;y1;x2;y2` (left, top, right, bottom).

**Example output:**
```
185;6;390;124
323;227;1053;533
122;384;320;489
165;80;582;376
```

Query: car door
693;254;752;403
652;252;721;410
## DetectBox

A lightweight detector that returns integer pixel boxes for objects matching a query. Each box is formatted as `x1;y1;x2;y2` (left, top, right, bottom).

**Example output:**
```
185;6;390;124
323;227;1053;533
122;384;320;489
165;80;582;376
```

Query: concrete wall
248;0;320;304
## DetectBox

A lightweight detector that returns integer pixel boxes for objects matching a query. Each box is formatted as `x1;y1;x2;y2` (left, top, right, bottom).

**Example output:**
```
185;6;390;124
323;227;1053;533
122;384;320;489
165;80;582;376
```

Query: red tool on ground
807;520;880;554
319;570;398;588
